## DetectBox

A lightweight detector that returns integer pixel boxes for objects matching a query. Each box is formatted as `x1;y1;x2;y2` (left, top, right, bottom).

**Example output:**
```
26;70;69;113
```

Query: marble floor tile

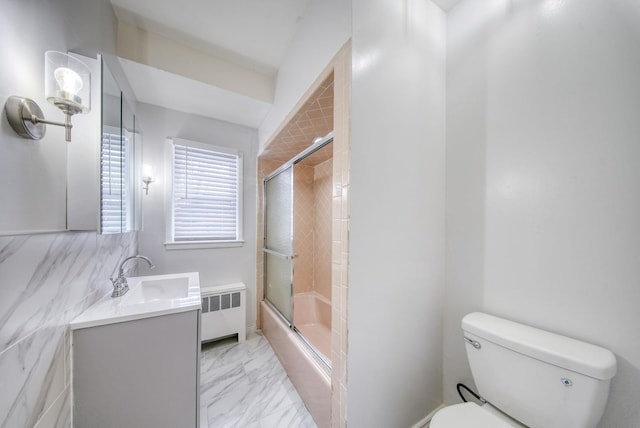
200;332;317;428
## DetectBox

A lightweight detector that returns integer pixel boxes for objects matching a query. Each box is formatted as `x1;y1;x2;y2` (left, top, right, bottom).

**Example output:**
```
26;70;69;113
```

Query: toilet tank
462;312;616;428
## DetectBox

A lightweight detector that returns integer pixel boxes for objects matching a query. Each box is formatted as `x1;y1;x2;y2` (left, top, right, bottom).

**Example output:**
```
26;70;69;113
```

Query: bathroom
1;0;639;427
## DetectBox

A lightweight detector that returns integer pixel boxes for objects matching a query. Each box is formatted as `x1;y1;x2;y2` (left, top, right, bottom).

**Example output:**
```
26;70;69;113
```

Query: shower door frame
263;165;295;326
262;133;334;362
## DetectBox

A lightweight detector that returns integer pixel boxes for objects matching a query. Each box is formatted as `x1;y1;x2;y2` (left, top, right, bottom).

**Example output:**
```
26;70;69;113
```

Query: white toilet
431;312;617;428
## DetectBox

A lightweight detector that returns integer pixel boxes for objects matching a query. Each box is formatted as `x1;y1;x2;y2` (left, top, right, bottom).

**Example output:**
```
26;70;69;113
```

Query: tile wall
330;43;350;428
312;158;333;301
293;164;316;295
292;159;333;300
0;231;137;427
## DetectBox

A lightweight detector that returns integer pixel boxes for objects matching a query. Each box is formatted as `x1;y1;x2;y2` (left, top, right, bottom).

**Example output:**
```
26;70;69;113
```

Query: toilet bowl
430;402;525;428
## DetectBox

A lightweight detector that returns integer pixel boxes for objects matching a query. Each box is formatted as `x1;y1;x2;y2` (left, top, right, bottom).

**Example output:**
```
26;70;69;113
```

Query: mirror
98;57;141;234
66;54;141;234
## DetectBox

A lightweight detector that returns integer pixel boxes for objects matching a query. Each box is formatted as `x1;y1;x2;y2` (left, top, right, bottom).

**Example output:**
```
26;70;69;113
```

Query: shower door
263;166;294;323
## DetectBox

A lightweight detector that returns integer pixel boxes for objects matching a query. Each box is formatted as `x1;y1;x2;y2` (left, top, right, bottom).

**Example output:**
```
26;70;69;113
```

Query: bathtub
293;292;332;360
261;298;331;428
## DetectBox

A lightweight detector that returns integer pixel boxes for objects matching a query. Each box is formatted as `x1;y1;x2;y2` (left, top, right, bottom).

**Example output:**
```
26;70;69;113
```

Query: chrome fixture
4;51;91;142
464;337;482;349
142;164;154;195
111;255;154;297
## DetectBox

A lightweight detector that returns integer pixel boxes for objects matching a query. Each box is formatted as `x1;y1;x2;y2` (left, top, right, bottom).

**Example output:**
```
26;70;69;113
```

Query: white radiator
201;283;246;343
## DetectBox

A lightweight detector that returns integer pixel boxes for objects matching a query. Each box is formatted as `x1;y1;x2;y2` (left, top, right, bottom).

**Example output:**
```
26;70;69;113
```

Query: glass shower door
264;166;294;323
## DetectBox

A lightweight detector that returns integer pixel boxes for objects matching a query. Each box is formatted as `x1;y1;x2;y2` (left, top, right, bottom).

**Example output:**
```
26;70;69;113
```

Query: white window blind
171;141;242;242
101;131;130;234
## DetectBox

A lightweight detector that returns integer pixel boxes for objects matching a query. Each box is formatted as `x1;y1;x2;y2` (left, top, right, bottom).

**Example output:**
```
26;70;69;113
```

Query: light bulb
54;67;83;95
142;164;154;181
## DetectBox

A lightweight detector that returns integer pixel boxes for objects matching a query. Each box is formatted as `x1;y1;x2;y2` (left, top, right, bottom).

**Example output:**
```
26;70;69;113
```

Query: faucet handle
110;275;129;298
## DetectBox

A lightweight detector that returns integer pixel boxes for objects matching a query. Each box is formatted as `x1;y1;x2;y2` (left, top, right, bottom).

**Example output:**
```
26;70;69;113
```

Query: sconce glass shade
142;164;154;181
45;51;91;115
142;164;154;195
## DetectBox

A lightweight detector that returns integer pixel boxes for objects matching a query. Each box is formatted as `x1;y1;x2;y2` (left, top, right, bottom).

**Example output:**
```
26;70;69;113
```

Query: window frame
164;138;244;250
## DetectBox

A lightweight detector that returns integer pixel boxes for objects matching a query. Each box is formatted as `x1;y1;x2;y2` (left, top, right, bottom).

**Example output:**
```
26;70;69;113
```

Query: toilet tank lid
462;312;617;380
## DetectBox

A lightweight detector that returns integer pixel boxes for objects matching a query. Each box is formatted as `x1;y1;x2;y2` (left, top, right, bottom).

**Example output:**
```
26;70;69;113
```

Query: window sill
164;240;245;250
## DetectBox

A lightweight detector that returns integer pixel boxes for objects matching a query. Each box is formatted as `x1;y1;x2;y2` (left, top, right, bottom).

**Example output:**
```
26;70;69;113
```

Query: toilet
431;312;617;428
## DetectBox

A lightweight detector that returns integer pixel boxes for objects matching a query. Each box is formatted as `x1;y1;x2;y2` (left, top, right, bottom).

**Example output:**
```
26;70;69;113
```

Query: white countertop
70;272;201;330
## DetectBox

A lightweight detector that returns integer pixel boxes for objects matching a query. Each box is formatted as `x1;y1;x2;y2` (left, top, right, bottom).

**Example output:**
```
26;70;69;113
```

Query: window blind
172;143;241;241
100;132;129;234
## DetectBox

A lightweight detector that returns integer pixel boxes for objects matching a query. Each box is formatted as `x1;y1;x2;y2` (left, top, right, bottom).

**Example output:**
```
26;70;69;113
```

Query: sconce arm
31;113;73;141
29;115;67;128
4;96;73;141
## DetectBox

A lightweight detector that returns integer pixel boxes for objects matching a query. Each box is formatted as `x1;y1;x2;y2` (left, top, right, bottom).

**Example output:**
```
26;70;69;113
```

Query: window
166;138;243;249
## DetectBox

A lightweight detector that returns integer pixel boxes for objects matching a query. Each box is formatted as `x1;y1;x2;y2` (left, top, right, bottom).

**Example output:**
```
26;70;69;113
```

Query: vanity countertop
70;272;201;330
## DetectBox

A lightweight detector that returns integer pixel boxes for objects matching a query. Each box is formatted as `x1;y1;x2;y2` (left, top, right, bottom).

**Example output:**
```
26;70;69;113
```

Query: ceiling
110;0;312;129
118;57;272;128
110;0;312;76
110;0;461;129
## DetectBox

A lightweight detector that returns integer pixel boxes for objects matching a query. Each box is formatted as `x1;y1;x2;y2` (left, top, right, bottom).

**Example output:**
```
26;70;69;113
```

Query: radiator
201;282;246;343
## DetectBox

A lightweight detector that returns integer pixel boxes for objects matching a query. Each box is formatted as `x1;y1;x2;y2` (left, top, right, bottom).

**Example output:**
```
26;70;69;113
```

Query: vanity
70;272;201;428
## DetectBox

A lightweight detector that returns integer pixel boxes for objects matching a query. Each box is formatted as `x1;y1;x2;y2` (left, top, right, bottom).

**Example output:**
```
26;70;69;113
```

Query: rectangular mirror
99;57;141;234
67;54;141;234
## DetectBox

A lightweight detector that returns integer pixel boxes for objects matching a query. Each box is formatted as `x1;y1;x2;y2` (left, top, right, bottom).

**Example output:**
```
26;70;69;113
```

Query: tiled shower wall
294;165;315;295
312;158;333;301
330;43;350;428
0;231;137;427
293;160;333;300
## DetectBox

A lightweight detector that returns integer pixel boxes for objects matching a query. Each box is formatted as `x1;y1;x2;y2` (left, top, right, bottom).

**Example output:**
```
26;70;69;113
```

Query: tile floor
200;332;318;428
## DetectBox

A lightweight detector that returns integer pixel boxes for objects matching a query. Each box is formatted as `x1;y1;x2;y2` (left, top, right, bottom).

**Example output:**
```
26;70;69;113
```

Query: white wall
348;1;446;426
0;2;140;427
257;0;351;148
0;0;117;233
136;103;259;330
444;1;640;427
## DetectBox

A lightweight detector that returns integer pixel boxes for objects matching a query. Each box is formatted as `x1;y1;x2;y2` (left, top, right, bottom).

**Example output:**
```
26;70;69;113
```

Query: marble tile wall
0;231;137;428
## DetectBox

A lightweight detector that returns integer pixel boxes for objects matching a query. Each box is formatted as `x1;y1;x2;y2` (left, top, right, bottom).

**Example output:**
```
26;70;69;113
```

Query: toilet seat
430;402;518;428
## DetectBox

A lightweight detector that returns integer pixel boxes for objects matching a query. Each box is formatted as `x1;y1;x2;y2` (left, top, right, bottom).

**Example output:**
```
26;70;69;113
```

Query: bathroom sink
70;272;201;329
122;276;190;305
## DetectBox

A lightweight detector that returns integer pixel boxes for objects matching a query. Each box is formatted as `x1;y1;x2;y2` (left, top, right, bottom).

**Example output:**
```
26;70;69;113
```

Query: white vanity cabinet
70;273;201;428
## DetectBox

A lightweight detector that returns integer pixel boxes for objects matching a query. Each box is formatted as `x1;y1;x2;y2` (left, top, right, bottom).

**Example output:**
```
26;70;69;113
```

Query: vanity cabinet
72;310;200;427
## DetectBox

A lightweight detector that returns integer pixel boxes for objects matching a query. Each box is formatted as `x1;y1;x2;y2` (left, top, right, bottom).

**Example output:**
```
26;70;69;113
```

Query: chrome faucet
111;255;155;297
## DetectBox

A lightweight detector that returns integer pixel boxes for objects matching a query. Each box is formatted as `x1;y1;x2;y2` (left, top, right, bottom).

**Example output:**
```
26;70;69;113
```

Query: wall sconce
142;164;154;195
4;51;91;142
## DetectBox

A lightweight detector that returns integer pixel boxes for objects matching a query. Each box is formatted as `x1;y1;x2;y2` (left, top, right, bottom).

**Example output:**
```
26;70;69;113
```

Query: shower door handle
263;248;298;260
